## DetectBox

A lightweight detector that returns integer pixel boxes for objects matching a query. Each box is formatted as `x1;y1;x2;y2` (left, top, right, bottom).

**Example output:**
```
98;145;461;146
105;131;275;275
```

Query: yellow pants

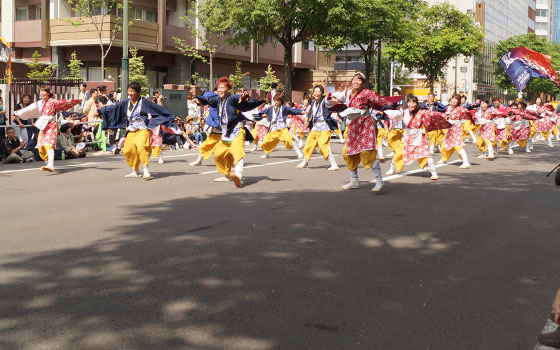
376;127;388;150
553;126;559;136
387;129;405;172
38;144;53;161
428;129;446;147
530;121;536;138
440;146;465;163
517;139;528;148
261;128;293;153
303;130;332;161
343;148;377;171
476;136;497;153
213;129;246;175
123;129;151;170
151;146;162;158
199;133;222;160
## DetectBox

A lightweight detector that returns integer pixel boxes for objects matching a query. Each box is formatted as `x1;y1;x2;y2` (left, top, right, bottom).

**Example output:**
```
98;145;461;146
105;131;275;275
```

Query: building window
16;7;29;21
536;9;548;17
131;6;157;22
536;22;547;31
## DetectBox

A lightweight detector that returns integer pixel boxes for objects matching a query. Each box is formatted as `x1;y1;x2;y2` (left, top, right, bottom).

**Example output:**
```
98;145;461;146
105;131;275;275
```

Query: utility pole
377;38;382;94
390;61;395;96
121;0;129;95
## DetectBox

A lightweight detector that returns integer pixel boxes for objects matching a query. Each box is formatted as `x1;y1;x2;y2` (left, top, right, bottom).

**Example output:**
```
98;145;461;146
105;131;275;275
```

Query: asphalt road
1;138;559;350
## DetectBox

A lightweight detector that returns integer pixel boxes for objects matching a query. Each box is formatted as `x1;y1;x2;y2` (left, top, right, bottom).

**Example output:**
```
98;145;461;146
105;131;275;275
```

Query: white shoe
298;140;304;148
327;164;339;171
436;159;445;165
125;171;140;178
142;168;152;179
371;181;384;193
386;169;395;176
487;156;495;160
508;148;514;155
40;166;54;172
189;159;202;166
341;180;359;190
260;153;269;159
157;158;164;164
213;176;230;182
476;154;486;159
296;160;307;169
248;144;257;152
431;174;438;180
183;144;190;150
296;150;304;159
459;163;470;169
339;138;344;144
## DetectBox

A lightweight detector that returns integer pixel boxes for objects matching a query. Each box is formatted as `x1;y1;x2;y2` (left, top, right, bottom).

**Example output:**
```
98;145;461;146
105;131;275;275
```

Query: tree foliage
493;33;560;99
258;65;280;93
384;3;484;92
315;0;423;90
67;51;83;79
26;51;59;81
229;61;249;90
214;0;341;101
128;48;149;96
174;0;232;85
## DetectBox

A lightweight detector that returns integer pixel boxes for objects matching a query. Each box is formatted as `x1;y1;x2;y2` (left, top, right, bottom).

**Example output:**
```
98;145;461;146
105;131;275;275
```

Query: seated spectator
1;127;33;164
57;123;86;159
185;116;204;146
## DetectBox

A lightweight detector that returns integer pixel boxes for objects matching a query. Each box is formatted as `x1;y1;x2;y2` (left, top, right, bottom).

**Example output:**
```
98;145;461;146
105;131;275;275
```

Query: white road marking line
383;160;461;181
199;156;325;174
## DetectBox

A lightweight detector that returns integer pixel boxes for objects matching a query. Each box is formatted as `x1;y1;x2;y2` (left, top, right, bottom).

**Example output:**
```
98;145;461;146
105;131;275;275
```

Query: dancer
532;98;556;147
327;72;400;192
99;81;177;179
383;95;451;181
258;91;305;159
150;125;164;164
438;94;471;168
194;77;264;187
509;102;540;152
296;85;339;171
491;97;513;154
473;98;505;160
288;97;310;148
14;86;81;172
189;90;222;166
425;93;448;154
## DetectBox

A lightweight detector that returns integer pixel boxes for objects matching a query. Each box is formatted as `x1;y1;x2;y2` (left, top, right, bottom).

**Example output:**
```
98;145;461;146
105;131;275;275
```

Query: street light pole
121;0;129;94
377;37;382;94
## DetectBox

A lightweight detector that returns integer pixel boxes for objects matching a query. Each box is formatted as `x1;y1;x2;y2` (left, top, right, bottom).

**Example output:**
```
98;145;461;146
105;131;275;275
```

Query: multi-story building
535;0;553;41
552;0;560;44
0;0;319;92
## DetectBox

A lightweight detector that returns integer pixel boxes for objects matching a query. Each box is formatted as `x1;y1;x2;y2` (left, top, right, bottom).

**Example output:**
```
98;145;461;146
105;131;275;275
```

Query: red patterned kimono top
15;98;81;148
509;109;540;142
474;108;506;142
328;89;400;155
443;106;470;150
533;104;556;132
385;108;450;164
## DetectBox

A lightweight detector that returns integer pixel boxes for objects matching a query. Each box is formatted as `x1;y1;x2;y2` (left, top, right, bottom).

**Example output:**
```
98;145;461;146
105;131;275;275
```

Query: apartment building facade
0;0;319;91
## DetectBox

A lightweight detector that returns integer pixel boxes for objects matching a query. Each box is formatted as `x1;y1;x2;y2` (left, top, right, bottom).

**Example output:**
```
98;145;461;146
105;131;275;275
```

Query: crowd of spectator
0;84;211;165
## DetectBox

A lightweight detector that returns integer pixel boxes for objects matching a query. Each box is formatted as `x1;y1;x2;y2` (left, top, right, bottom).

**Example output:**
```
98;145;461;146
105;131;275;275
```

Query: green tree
229;61;249;90
493;33;560;99
26;50;59;81
65;0;130;80
174;0;232;86
67;51;83;79
258;65;280;93
316;0;423;90
215;0;341;101
128;48;149;95
384;3;484;93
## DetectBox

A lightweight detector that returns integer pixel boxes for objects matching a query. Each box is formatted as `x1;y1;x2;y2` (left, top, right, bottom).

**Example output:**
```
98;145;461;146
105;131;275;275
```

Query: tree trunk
429;76;434;94
283;42;293;102
100;44;105;81
364;51;371;90
209;53;213;89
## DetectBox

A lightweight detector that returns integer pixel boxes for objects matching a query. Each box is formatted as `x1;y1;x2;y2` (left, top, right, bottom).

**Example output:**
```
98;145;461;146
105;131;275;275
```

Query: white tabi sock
459;148;470;167
234;159;244;179
47;148;54;169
